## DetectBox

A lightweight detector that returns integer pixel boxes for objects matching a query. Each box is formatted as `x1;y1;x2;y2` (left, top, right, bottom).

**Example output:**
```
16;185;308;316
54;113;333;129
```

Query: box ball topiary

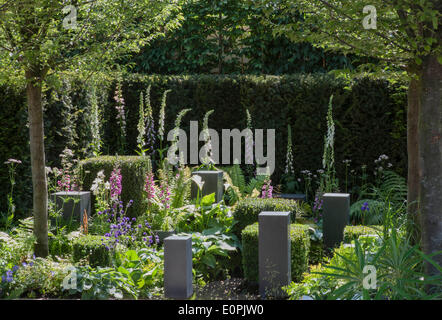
80;155;151;218
49;236;73;257
343;225;383;243
72;234;112;267
233;198;304;240
241;222;310;283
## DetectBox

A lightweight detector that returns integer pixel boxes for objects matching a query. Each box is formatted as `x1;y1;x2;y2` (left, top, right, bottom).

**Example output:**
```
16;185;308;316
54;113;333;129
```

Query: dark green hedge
72;234;111;267
80;156;151;218
241;222;310;283
343;225;383;243
232;197;302;240
0;74;407;216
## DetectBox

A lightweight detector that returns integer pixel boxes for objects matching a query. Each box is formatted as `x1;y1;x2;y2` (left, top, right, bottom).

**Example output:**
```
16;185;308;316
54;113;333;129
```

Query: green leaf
125;250;139;261
201;254;216;268
201;193;215;207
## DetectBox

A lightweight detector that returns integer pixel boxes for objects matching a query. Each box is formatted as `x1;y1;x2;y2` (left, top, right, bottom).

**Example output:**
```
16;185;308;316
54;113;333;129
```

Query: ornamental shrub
80;156;151;218
343;225;383;243
233;198;303;240
309;240;324;265
241;223;310;283
72;235;112;267
48;235;73;257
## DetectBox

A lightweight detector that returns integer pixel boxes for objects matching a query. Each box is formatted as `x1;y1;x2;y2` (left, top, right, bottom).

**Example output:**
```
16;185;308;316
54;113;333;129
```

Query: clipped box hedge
343;225;383;243
242;222;310;283
80;156;151;218
72;235;112;267
233;198;302;240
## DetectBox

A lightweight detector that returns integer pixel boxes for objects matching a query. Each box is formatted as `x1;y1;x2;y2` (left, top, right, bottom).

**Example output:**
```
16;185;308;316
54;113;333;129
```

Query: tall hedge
0;74;407;216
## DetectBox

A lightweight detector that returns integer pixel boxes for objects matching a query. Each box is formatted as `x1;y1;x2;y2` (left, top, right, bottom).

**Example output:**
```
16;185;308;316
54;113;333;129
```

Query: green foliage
170;165;192;209
63;247;164;300
80;156;151;218
0;258;73;299
310;240;325;266
48;233;74;258
319;234;442;300
67;266;138;300
128;0;354;75
351;170;407;225
175;194;235;233
343;225;383;244
241;223;310;283
72;235;112;268
180;229;240;283
263;0;441;71
222;164;267;205
232;197;303;240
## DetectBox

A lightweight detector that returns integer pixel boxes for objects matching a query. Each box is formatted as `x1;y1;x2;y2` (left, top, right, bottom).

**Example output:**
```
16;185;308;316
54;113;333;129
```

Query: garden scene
0;0;441;302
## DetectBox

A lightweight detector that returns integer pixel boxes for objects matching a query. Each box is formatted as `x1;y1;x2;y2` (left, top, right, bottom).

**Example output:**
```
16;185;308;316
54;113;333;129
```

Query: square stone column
259;212;291;299
323;193;350;249
164;235;193;299
191;170;224;202
51;191;91;222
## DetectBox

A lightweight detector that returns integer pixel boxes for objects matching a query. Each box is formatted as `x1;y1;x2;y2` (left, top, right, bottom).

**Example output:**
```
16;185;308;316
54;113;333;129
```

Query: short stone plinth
164;235;193;299
51;191;91;222
259;212;291;299
190;170;224;203
323;193;350;249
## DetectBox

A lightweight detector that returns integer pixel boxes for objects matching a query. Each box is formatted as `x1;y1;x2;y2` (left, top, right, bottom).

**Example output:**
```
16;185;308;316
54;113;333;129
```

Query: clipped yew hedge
0;74;407;215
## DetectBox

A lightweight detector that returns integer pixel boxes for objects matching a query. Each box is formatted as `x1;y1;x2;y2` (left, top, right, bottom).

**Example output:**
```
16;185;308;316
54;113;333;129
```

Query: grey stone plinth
323;193;350;249
164;235;193;299
190;170;224;203
259;212;291;299
51;191;91;222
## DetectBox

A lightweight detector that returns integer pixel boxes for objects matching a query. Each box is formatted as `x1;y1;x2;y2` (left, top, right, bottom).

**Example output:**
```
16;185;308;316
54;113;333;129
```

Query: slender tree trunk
25;69;48;258
407;75;421;243
418;55;442;275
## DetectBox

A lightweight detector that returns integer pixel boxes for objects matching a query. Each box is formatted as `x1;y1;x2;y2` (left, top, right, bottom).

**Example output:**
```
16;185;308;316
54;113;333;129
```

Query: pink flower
144;172;155;201
110;167;122;200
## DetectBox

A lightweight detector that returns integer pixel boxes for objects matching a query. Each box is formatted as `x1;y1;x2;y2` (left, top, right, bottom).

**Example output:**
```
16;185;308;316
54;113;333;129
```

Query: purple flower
361;202;370;211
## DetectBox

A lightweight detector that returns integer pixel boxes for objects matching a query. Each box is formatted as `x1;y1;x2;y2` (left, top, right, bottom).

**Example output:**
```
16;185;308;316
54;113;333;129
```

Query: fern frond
244;174;267;195
224;164;246;193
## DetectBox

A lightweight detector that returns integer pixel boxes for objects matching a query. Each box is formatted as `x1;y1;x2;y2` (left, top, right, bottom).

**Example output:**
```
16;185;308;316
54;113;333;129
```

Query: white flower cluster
374;154;392;175
90;170;110;196
285;124;294;175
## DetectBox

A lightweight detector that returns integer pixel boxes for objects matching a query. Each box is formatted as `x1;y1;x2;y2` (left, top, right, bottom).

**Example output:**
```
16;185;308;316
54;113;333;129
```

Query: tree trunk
418;55;442;275
407;75;421;243
25;69;48;258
